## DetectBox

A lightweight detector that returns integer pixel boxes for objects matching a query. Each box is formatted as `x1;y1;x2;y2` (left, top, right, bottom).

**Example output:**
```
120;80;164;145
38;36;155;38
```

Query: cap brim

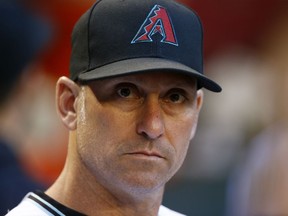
78;58;222;92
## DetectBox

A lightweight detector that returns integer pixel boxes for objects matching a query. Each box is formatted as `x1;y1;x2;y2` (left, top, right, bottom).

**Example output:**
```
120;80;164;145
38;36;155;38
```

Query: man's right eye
116;83;141;100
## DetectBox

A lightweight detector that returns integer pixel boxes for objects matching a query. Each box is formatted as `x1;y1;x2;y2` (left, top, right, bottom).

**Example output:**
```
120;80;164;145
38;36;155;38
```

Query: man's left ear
190;89;204;140
196;89;204;112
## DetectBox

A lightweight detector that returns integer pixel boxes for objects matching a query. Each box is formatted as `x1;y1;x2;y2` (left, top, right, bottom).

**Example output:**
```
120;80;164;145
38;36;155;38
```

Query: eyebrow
86;74;197;92
106;75;196;86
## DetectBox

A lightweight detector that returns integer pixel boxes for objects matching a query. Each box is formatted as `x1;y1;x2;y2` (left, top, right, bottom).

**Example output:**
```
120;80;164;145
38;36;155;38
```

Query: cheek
77;100;135;156
75;94;113;166
167;113;198;166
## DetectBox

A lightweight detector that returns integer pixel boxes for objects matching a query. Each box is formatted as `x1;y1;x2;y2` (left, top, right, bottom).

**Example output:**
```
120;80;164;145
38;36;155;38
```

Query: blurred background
1;0;288;215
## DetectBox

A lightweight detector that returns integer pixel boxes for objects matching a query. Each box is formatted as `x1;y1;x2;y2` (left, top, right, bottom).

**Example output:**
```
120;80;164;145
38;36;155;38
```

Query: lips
126;150;164;159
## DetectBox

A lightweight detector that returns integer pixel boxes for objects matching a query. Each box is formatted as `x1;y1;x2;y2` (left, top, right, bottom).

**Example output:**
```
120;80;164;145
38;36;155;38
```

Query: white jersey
5;192;185;216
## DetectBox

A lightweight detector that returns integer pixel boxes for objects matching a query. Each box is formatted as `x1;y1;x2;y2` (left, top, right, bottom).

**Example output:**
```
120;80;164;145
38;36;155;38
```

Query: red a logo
131;5;178;46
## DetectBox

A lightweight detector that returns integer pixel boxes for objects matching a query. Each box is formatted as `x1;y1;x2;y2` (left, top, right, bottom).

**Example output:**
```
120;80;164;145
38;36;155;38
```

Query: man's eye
117;87;132;98
167;93;186;103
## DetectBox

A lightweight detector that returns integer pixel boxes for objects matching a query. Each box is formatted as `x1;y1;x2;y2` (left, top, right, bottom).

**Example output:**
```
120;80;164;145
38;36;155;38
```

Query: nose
136;95;164;140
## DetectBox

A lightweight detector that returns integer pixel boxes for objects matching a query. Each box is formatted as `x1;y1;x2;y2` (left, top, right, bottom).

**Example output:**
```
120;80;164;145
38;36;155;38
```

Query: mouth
126;150;164;159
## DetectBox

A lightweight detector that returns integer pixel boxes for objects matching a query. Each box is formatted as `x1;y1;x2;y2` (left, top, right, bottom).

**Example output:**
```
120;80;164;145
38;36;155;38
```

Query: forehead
86;71;197;88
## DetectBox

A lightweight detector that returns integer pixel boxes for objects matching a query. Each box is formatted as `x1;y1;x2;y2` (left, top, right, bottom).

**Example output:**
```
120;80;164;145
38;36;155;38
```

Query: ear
56;76;80;130
189;89;204;140
195;89;204;112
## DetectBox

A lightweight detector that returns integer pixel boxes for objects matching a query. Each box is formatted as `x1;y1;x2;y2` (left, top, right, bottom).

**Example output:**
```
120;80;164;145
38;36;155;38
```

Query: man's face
75;71;203;196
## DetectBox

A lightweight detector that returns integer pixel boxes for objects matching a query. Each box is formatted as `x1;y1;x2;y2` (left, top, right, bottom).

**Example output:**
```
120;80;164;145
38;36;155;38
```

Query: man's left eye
117;87;132;98
168;93;186;103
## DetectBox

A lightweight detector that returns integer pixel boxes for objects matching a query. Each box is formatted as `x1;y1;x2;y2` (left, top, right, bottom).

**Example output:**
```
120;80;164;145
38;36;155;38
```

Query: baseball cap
70;0;222;92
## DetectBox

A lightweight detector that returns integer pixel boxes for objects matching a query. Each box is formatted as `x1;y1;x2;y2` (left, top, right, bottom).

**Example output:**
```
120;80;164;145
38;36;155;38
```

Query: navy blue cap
70;0;222;92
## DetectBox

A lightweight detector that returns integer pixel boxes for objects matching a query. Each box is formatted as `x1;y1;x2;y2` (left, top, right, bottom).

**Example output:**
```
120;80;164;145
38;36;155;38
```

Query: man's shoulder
5;193;51;216
159;205;186;216
6;192;185;216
